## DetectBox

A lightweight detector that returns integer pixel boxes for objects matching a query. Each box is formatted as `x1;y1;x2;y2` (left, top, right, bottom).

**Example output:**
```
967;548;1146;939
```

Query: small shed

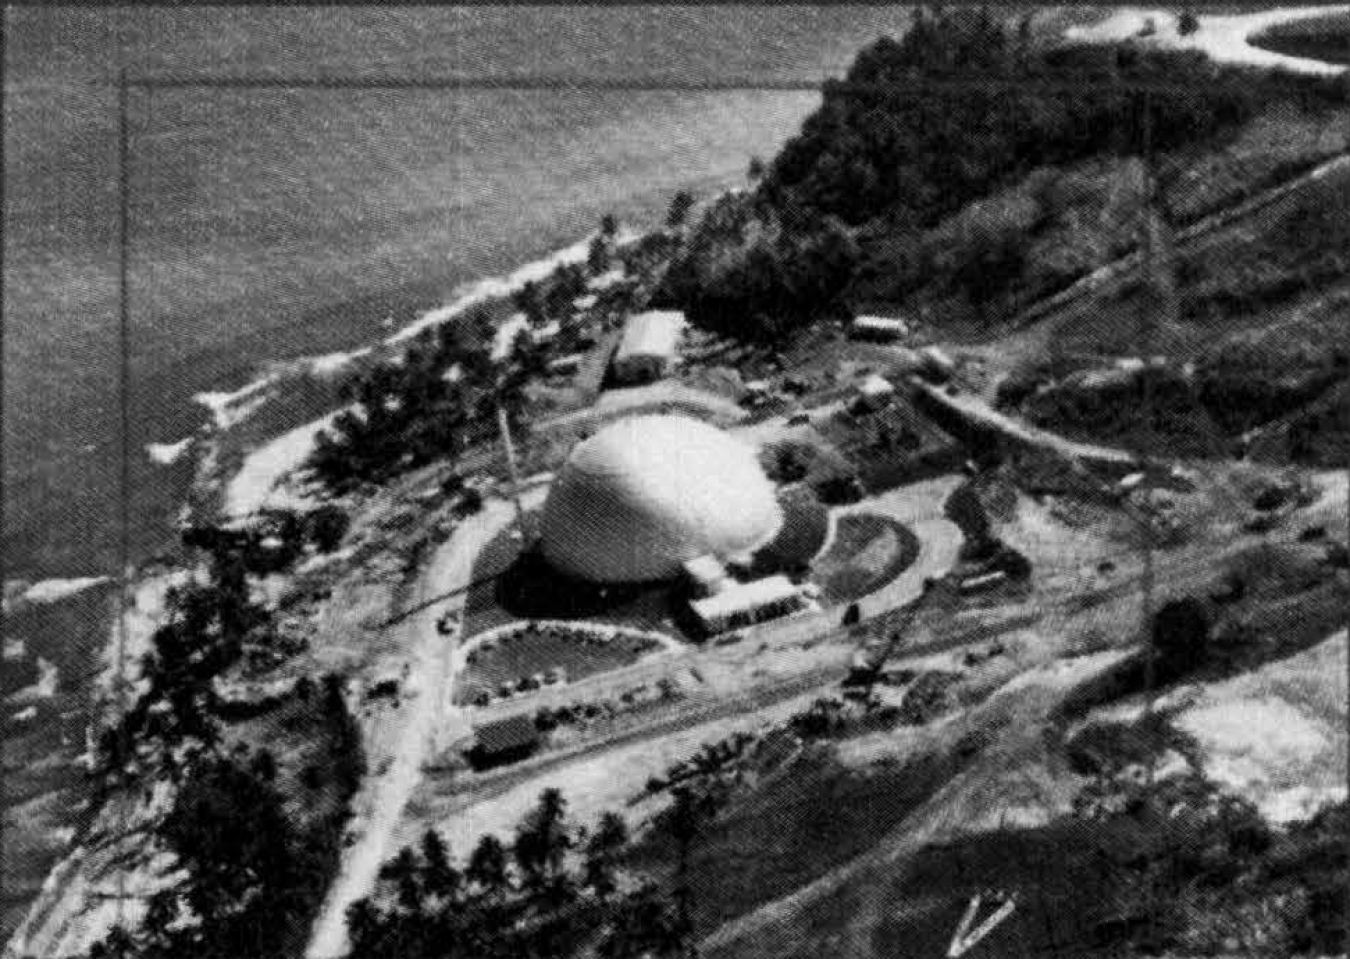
612;310;687;384
468;714;540;770
547;353;585;377
850;315;910;342
852;373;896;413
529;319;562;346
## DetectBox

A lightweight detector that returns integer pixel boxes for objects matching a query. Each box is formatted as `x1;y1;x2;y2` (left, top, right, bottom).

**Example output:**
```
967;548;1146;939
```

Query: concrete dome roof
539;414;782;583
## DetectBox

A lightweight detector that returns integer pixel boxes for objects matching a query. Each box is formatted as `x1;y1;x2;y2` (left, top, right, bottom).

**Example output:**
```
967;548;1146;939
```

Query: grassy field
454;623;663;705
749;485;830;576
1249;12;1350;65
630;743;975;939
812;513;921;604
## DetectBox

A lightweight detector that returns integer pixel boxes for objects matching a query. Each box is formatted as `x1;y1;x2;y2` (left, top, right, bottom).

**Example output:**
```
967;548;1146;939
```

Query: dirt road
304;500;515;959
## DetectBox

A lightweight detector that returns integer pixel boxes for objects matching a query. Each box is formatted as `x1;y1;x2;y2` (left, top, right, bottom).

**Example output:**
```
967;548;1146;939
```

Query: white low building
853;373;896;412
850;315;910;341
688;574;807;635
612;310;687;384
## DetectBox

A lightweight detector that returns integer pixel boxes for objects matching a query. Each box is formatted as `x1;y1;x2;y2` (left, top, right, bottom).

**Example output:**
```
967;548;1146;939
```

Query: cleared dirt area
1172;629;1347;824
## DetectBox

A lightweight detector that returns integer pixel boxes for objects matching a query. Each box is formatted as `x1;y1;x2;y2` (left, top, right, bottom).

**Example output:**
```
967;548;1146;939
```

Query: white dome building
539;414;783;583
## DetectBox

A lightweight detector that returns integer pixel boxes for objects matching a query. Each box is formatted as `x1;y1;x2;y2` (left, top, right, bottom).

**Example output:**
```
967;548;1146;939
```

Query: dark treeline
764;7;1346;229
85;530;363;959
660;7;1347;343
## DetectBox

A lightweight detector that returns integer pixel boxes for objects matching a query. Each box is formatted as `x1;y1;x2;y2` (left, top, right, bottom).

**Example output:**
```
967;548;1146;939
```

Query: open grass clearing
812;513;921;604
1250;11;1350;64
454;622;665;706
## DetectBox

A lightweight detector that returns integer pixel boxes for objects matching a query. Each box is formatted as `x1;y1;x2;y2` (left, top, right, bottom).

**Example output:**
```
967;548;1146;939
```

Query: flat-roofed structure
850;315;910;342
612;310;687;384
688;574;807;635
853;373;896;412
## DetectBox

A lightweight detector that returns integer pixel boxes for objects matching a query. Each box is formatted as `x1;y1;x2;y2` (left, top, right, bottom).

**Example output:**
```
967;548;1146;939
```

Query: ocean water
3;5;915;580
2;6;915;938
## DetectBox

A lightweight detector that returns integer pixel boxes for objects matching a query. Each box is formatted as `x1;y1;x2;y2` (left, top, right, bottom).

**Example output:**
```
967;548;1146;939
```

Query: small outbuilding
612;310;687;384
547;353;585;377
852;373;896;413
529;319;562;346
850;315;910;342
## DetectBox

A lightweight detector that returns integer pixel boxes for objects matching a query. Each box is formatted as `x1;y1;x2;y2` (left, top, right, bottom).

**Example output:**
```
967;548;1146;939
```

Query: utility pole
496;400;532;541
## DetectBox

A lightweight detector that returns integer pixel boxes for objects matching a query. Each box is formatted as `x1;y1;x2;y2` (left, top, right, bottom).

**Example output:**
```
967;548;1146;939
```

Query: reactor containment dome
539;414;783;583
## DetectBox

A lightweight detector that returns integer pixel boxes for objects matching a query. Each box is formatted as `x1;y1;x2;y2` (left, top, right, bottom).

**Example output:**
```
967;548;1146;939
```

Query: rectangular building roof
615;310;686;363
689;574;801;621
856;373;896;398
852;315;910;334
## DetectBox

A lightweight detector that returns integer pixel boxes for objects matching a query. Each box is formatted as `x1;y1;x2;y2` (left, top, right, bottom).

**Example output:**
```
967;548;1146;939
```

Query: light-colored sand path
305;499;515;959
1065;7;1348;76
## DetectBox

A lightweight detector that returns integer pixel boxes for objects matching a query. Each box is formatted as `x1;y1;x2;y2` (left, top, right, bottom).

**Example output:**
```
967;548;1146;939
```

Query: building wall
613;353;668;384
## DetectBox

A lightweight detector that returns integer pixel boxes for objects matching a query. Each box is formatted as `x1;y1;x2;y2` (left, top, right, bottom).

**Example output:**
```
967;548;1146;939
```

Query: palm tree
420;829;463;903
467;834;511;899
584;811;629;899
514;788;574;907
380;845;424;913
666;786;715;955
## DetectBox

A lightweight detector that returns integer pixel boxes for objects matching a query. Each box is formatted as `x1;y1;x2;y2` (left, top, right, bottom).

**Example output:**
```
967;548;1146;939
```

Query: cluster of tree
657;191;860;343
181;504;349;577
308;308;526;493
95;544;277;789
763;7;1347;232
1078;772;1345;955
345;787;709;959
91;676;360;959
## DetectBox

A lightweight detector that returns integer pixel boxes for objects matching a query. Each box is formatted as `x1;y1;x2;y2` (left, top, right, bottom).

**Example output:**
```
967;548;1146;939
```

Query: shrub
306;505;350;553
1152;596;1212;678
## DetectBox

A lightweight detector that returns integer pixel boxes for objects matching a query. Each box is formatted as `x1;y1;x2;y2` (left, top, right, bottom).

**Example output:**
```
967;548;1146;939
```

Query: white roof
572;293;599;311
547;352;585;369
530;320;561;343
615;311;686;364
587;268;626;291
856;373;895;397
689;575;800;620
540;415;782;583
853;315;909;332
